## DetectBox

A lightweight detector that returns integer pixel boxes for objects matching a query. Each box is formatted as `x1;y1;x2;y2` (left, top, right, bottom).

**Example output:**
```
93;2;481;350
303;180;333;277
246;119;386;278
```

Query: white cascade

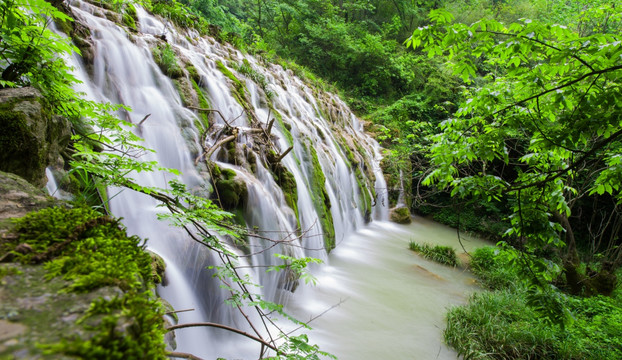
57;1;390;357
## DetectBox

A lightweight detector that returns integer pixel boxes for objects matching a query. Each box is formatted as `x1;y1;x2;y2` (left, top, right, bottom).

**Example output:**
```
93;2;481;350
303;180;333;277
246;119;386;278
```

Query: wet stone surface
0;264;123;359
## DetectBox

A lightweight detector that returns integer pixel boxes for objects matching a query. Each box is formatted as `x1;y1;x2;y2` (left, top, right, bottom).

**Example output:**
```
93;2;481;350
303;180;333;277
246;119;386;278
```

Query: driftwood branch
167;351;204;360
138;114;151;126
166;322;278;352
165;308;195;315
194;131;237;165
206;135;236;160
187;106;233;128
274;146;293;163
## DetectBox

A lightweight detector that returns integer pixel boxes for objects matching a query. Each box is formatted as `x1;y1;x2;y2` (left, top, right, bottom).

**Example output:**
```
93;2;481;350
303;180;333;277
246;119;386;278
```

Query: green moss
149;251;166;284
172;79;188;106
2;207;166;358
216;60;248;108
121;4;138;32
307;146;335;251
191;79;211;132
55;18;74;36
152;44;183;79
272;109;294;146
122;12;137;31
186;65;201;83
0;106;46;184
265;153;300;230
0;264;21;282
390;206;412;224
355;167;373;221
212;167;248;211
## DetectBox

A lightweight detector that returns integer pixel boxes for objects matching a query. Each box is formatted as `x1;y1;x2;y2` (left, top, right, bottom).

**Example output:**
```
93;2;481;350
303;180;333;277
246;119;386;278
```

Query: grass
408;241;459;267
444;246;622;360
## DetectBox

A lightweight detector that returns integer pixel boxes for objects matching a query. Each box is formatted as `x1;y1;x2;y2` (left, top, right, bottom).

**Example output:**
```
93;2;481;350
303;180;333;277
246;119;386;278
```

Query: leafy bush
469;246;521;290
408;241;458;267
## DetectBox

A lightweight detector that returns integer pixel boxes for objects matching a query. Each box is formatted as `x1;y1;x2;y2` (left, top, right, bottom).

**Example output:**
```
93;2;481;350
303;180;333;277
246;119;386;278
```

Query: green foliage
469;246;521;290
152;44;183;78
268;254;323;285
408;241;458;267
408;7;622;284
149;0;210;35
0;0;75;88
267;334;337;360
445;251;622;360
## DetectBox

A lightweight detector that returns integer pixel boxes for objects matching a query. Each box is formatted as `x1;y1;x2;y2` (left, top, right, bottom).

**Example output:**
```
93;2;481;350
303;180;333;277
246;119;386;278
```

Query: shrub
469;246;521;290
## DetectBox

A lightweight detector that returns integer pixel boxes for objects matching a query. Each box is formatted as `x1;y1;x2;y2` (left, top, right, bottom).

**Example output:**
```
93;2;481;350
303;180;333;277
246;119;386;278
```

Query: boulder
0;88;71;186
0;171;56;225
390;205;412;224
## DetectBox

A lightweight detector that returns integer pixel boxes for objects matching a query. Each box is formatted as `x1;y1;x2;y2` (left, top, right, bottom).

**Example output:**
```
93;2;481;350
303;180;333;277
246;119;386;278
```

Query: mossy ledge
0;206;168;359
307;146;335;251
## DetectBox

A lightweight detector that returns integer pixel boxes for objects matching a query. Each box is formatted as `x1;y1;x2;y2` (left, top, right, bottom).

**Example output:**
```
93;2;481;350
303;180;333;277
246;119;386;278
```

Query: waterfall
56;1;389;357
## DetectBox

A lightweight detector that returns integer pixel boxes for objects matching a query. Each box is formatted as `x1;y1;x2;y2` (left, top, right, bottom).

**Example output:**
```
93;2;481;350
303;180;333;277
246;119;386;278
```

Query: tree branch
492;64;622;117
167;351;204;360
508;125;622;192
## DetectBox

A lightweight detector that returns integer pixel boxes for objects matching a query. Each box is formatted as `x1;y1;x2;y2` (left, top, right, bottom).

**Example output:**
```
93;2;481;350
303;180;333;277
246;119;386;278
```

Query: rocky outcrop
0;172;57;229
0;173;168;359
0;88;71;186
390;205;412;224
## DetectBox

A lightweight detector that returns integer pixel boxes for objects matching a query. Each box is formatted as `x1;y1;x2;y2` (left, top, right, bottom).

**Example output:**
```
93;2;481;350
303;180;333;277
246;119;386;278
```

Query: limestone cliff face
0;87;71;187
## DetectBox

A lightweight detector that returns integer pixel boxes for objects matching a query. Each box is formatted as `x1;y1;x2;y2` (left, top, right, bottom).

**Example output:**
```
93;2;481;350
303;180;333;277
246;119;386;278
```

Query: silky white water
57;1;388;358
46;1;490;358
285;218;488;359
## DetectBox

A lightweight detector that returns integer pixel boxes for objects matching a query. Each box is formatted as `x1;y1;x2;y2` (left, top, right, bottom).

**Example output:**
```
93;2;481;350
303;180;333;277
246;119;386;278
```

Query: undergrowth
445;246;622;360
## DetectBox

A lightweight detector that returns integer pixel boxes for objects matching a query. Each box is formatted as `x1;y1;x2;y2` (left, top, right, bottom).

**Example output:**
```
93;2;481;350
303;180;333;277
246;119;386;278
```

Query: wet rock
0;88;71;186
390;206;412;224
0;264;124;359
0;172;56;224
213;167;248;210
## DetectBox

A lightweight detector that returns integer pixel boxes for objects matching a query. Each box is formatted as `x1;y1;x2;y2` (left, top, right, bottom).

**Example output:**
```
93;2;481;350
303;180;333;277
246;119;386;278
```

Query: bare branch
166;322;279;351
274;146;293;163
167;351;204;360
138;114;151;126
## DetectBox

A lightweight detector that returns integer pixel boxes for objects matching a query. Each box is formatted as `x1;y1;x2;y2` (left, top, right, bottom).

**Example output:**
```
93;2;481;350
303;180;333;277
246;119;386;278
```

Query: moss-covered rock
0;88;71;186
306;146;335;251
212;165;248;211
152;44;184;79
390;206;412;224
122;4;138;31
266;150;300;228
0;206;167;359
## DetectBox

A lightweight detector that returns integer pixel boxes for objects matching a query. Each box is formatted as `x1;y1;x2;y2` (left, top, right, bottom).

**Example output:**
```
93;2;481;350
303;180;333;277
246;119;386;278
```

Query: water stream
43;1;490;358
285;218;489;359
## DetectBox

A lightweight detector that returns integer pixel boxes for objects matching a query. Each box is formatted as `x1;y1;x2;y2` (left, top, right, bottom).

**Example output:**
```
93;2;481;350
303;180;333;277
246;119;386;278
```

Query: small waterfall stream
56;1;390;358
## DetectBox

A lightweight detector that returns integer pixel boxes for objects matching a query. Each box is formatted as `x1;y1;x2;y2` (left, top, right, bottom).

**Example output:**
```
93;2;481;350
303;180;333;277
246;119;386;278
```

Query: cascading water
56;1;389;358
